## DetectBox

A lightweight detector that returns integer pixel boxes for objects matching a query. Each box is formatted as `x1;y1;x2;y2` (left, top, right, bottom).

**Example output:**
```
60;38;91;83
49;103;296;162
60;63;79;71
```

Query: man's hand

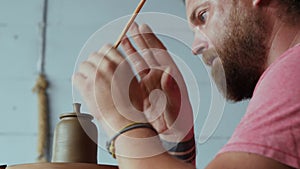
73;23;194;143
73;44;147;136
121;23;194;142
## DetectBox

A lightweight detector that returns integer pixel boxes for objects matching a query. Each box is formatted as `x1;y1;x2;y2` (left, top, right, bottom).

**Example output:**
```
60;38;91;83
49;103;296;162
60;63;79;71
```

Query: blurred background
0;0;248;168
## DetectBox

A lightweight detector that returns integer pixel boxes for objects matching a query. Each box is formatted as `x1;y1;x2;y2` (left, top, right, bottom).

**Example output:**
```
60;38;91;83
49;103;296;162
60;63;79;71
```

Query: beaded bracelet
106;122;158;158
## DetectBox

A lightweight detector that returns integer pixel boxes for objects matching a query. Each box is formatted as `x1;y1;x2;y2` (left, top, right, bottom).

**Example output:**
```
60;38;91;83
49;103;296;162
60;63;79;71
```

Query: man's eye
197;11;208;23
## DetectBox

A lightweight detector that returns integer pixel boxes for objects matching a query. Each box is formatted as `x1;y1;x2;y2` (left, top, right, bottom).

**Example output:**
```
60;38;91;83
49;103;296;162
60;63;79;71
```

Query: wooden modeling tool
113;0;146;48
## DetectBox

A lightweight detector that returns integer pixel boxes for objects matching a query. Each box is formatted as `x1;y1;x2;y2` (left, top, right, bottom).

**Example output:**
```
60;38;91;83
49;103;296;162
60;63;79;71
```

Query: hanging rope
33;74;49;162
33;0;49;162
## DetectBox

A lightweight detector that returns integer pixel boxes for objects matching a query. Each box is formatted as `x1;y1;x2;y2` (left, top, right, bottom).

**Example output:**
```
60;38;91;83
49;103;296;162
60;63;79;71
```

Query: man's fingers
98;44;124;65
132;23;177;68
161;67;179;96
86;50;117;78
73;72;86;90
121;36;138;55
73;62;97;95
121;36;149;78
141;49;160;67
129;23;160;68
87;52;103;68
139;24;166;50
97;57;117;77
78;61;96;78
130;22;149;50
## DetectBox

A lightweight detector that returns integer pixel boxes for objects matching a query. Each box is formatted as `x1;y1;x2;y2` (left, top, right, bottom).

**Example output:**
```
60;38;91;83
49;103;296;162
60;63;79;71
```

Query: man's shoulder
254;44;300;96
267;44;300;76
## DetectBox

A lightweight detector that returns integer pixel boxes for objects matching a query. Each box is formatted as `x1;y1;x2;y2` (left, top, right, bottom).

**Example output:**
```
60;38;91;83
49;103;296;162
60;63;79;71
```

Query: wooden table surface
6;163;118;169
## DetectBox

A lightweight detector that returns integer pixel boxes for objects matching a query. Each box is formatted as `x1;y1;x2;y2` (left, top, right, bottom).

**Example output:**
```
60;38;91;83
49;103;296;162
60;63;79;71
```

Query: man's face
186;0;268;101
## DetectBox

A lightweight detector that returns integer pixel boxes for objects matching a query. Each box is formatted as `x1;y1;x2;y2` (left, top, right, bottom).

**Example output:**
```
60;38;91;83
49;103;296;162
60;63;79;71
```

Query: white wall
0;0;248;168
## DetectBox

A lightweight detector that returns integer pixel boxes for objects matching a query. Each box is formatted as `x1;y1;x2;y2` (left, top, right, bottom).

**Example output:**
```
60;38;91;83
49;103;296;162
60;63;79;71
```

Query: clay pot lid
7;163;116;169
59;103;93;120
59;113;93;120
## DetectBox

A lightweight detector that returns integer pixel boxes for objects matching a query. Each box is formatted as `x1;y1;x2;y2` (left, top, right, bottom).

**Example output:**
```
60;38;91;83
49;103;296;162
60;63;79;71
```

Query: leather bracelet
161;136;196;163
170;145;196;161
106;122;158;158
161;136;195;152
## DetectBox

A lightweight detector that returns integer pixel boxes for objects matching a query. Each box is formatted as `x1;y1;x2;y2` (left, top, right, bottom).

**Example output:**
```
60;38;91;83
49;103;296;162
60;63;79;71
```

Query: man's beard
210;4;269;102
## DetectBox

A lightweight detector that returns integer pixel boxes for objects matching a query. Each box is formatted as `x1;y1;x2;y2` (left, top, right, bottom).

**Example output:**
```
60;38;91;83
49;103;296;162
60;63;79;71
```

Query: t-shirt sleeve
218;46;300;168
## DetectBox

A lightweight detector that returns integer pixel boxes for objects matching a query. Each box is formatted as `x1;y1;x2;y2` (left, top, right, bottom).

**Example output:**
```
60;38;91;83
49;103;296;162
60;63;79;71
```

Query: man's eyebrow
188;1;209;25
189;10;196;23
188;5;201;26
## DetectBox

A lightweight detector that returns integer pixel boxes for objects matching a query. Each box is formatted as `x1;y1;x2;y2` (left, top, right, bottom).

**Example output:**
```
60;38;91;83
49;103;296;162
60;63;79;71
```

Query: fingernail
129;22;139;34
140;24;152;33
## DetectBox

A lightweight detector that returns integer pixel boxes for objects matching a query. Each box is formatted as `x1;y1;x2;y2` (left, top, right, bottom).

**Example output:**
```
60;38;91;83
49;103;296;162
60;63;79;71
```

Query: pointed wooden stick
114;0;146;48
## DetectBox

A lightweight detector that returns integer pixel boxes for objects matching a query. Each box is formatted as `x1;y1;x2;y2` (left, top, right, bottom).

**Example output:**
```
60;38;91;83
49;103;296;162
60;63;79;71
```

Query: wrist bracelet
161;136;195;152
161;136;196;163
106;122;158;158
169;145;196;162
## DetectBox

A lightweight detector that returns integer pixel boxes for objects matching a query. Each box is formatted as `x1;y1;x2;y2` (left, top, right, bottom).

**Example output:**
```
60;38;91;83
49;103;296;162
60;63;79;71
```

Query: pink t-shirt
218;44;300;168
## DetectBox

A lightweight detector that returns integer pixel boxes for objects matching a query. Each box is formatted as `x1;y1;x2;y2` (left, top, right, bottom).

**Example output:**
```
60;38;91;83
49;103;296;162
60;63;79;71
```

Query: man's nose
192;30;209;55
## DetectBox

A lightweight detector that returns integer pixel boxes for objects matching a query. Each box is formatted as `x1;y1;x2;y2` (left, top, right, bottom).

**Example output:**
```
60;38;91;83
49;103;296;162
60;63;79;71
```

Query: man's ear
253;0;271;6
253;0;261;6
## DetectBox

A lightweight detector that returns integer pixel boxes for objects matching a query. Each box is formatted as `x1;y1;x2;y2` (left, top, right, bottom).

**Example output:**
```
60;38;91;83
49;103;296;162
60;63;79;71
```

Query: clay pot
6;163;117;169
51;103;98;163
0;165;6;169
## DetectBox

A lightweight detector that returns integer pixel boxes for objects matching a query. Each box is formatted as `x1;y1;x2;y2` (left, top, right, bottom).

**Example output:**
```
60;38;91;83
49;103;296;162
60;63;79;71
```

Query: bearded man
74;0;300;168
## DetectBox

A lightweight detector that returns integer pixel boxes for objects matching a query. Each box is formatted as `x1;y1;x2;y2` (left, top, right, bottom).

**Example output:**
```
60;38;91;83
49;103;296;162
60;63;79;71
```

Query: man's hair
276;0;300;24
